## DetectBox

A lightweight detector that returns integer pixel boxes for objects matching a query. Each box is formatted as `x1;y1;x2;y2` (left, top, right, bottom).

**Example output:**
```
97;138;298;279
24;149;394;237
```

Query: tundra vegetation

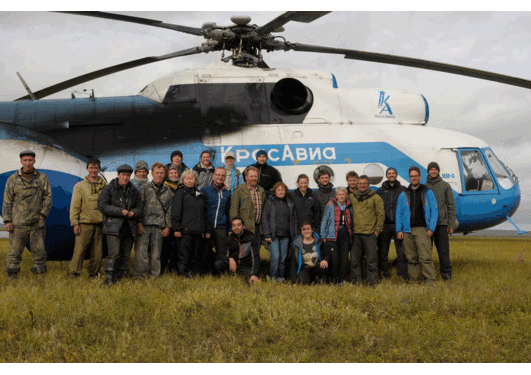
0;236;530;362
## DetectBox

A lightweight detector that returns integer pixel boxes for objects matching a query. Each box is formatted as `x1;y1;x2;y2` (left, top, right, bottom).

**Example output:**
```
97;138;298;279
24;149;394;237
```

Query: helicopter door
437;148;462;193
457;148;498;194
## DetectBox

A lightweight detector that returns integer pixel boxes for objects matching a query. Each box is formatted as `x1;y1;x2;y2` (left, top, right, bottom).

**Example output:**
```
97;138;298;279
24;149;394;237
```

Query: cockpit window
484;148;515;189
460;150;495;192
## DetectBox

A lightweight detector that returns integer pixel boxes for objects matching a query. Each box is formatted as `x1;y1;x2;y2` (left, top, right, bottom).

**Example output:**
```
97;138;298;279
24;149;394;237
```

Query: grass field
0;237;530;362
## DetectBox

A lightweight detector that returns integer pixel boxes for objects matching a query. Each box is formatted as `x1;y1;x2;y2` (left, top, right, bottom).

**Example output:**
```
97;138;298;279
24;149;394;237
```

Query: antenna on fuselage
16;72;37;101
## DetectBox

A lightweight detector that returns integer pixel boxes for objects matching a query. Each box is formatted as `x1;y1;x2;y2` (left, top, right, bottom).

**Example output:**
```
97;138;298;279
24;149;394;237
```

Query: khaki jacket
70;176;107;226
229;184;266;234
348;189;385;235
2;169;52;226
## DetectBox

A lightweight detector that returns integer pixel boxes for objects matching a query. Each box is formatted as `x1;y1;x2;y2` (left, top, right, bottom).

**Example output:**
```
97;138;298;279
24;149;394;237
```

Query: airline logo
376;91;395;119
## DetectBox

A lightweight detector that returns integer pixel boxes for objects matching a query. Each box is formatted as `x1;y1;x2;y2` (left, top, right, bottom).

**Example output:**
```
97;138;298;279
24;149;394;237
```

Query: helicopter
0;11;529;261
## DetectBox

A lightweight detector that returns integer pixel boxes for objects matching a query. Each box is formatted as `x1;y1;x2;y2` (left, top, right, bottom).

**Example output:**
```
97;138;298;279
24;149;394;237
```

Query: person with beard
171;170;210;276
346;171;359;197
424;162;457;281
376;167;408;281
291;174;320;231
348;175;385;287
193;150;216;190
222;216;260;283
396;166;438;286
131;160;149;188
247;149;282;193
312;170;336;231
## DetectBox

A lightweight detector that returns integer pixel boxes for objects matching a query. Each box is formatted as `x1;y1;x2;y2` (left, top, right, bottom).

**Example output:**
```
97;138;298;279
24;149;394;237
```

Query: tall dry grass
0;237;530;362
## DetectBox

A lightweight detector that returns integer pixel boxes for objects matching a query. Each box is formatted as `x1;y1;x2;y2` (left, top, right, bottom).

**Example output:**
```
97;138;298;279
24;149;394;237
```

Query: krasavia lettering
220;145;337;164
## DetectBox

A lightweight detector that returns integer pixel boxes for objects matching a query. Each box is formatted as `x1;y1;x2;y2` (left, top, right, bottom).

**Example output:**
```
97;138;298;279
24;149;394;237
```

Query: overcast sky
1;8;531;230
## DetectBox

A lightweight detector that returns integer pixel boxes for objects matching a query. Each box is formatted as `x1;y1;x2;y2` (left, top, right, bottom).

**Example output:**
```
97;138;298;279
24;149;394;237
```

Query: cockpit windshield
483;148;515;189
460;150;495;192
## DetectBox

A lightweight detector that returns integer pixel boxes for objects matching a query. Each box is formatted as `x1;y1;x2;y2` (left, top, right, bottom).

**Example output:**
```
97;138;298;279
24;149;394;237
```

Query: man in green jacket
424;162;457;281
3;150;52;282
348;175;385;286
229;166;266;243
69;158;107;279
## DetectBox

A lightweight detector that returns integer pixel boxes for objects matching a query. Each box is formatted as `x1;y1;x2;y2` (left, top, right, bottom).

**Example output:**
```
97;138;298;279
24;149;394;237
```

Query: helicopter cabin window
460;150;495;192
484;148;515;190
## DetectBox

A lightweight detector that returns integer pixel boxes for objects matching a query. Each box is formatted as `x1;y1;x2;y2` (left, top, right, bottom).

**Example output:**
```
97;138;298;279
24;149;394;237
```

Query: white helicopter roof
138;61;429;126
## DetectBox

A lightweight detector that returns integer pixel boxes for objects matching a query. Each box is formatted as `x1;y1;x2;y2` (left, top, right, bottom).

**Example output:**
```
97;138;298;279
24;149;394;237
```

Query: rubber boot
7;273;17;284
104;272;114;287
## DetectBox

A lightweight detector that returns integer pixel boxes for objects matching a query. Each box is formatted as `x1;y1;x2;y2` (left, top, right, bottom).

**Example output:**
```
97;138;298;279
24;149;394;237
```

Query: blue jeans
269;236;290;278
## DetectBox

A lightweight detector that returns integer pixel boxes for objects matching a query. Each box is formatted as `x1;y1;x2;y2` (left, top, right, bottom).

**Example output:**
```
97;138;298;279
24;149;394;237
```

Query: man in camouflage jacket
135;163;173;278
3;150;52;280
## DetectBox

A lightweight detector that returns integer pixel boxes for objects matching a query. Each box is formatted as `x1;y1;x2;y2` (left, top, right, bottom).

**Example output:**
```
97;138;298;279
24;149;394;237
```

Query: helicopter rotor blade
16;46;204;101
256;11;331;35
287;43;531;90
56;11;204;36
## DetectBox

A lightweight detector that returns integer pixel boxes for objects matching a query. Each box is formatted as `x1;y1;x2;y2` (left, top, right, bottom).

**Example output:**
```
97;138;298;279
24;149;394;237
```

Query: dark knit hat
19;150;36;158
427;162;440;173
86;158;101;168
117;164;133;174
170;150;183;161
256;150;268;159
386;167;398;177
135;160;149;173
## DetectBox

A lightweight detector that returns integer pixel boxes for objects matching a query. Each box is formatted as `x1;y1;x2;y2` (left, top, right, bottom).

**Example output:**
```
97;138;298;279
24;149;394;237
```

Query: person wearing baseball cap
223;151;243;195
97;163;142;286
3;149;52;282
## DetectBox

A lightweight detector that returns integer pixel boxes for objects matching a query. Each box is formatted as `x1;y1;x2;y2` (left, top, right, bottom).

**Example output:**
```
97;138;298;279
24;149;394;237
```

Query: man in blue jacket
396;166;438;285
200;167;231;275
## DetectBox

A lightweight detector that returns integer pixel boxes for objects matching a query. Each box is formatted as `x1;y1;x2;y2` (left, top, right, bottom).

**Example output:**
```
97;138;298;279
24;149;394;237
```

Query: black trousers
351;233;378;285
198;228;227;275
294;264;328;285
177;234;202;276
160;236;175;275
326;226;351;284
432;225;452;280
377;223;408;280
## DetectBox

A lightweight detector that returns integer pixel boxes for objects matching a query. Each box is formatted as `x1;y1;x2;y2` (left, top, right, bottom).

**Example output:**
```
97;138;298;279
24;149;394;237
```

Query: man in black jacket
312;170;335;230
218;216;260;283
97;164;142;285
375;167;407;280
247;150;282;192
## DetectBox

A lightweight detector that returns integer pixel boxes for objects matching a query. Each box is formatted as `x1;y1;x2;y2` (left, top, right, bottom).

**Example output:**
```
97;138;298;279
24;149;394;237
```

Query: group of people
2;148;457;287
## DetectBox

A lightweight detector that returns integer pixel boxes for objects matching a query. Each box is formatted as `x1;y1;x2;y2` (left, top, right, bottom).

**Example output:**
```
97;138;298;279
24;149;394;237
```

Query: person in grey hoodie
131;160;149;188
424;161;457;281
